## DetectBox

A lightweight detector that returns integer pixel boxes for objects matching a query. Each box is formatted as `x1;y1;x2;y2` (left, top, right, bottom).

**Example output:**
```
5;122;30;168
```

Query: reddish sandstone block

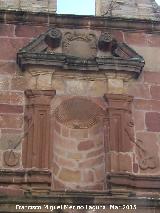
54;146;66;156
87;147;104;158
119;153;132;172
151;86;160;100
133;110;145;131
58;168;81;182
0;104;23;113
54;132;77;151
145;112;160;132
53;178;65;190
79;155;104;169
0;75;10;90
133;99;152;111
78;140;95;151
0;114;23;128
55;154;77;168
11;76;27;90
0;24;15;36
10;92;24;105
67;152;83;160
15;25;48;37
0;186;24;197
0;62;17;75
61;126;69;137
89;123;103;136
123;32;146;46
0;133;22;150
146;34;160;47
54;121;61;134
111;30;124;42
70;129;88;139
0;91;10;104
128;84;150;99
83;170;94;183
52;162;60;176
144;72;160;84
0;38;30;60
151;100;160;111
94;165;105;181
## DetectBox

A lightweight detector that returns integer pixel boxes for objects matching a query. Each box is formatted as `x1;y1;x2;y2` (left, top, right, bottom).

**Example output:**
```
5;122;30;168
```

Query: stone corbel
23;90;56;169
104;94;134;173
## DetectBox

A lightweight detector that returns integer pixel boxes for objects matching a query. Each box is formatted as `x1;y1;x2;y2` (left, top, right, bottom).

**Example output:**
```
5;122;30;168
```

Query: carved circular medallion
3;150;20;167
55;98;104;129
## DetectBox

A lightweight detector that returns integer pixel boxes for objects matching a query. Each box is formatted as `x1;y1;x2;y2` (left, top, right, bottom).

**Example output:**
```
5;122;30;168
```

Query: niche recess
16;27;148;193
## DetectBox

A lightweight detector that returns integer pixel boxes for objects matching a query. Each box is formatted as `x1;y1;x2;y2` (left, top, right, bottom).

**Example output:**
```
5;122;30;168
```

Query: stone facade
96;0;160;19
0;0;57;13
0;1;160;212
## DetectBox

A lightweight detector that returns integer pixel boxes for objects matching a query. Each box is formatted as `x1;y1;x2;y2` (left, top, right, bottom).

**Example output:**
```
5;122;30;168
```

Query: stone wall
0;0;57;13
95;0;160;20
0;11;160;194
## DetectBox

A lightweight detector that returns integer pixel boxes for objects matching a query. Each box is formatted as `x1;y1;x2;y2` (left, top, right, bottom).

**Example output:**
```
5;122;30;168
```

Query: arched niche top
55;97;105;129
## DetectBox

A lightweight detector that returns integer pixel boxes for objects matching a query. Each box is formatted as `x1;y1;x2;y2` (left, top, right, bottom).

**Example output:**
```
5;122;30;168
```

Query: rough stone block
128;83;150;99
151;86;160;100
0;75;10;90
0;114;23;129
108;79;124;94
134;99;152;111
0;24;15;36
87;147;104;158
145;112;160;132
58;168;81;182
0;104;23;114
0;133;21;150
0;62;17;75
15;25;48;38
133;110;145;131
11;76;27;90
124;32;146;46
55;154;77;169
83;170;94;183
78;140;95;151
0;38;30;60
10;92;24;105
144;72;160;84
79;155;104;169
70;129;88;139
0;91;10;104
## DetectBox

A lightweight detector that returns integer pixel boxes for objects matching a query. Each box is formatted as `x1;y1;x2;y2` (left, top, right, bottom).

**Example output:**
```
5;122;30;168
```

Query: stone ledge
106;172;160;197
0;10;160;32
0;169;52;195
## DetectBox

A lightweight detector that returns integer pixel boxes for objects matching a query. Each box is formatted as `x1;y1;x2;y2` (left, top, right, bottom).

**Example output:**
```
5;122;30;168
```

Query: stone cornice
0;10;160;32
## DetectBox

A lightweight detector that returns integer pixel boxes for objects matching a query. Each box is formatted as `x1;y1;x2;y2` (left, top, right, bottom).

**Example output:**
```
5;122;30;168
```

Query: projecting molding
17;28;145;78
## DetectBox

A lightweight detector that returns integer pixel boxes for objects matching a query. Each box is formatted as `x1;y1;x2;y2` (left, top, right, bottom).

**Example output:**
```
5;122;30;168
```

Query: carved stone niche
23;90;56;169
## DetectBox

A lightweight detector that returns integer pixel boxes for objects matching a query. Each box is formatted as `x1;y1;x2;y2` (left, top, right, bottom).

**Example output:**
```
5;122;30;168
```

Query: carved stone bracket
104;94;134;173
23;90;56;169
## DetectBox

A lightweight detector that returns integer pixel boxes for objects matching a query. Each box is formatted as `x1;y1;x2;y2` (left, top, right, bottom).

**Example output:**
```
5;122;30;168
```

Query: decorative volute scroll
104;94;134;173
17;28;145;78
23;90;56;169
